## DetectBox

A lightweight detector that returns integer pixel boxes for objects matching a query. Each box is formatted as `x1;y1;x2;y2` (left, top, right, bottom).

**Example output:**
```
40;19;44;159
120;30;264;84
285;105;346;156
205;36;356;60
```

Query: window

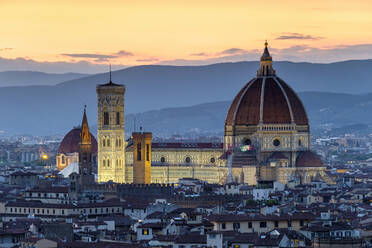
107;138;110;147
273;139;280;147
61;155;65;164
298;139;302;146
260;222;267;228
288;220;292;228
244;139;252;145
103;138;106;147
107;159;110;167
142;229;149;235
146;144;150;161
104;112;109;125
275;221;279;228
137;143;142;161
210;157;215;163
116;112;120;125
248;222;252;228
185;157;191;163
233;223;240;229
300;220;304;226
221;223;226;229
160;156;166;163
103;159;106;167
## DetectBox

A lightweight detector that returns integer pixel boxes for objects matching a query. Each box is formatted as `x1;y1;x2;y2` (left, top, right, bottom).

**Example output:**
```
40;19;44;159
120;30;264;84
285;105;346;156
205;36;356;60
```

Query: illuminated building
93;42;330;185
96;78;126;183
224;41;330;184
132;132;152;184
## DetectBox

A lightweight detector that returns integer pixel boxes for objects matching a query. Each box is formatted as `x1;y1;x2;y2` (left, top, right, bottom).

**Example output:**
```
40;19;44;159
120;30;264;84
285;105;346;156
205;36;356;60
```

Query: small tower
96;71;126;183
79;106;94;186
69;107;94;197
132;131;152;184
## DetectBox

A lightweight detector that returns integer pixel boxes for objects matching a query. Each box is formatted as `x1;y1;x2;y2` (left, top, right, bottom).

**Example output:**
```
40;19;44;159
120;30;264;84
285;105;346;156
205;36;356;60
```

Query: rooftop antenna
134;116;137;132
109;64;112;83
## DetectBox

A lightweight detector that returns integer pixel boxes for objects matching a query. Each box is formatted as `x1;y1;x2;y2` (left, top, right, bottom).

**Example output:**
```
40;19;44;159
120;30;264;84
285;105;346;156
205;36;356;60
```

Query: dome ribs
235;78;262;125
277;77;309;125
262;78;291;124
225;82;249;125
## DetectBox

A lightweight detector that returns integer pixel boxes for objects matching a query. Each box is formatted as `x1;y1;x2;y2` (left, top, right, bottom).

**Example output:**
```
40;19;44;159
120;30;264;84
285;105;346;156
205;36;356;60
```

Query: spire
80;105;91;145
257;40;276;76
109;64;112;83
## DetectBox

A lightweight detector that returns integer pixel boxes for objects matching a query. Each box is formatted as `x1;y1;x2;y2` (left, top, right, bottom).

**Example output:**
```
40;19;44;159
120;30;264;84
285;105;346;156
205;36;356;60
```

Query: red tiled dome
58;127;97;154
296;151;324;167
225;76;308;126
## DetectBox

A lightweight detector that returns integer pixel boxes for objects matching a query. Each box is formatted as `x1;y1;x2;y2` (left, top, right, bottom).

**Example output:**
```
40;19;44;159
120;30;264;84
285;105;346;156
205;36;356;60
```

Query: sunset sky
1;0;372;72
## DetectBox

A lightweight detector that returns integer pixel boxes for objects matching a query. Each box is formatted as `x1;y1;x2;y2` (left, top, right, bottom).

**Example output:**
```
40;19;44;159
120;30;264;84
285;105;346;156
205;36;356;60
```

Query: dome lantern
257;41;276;76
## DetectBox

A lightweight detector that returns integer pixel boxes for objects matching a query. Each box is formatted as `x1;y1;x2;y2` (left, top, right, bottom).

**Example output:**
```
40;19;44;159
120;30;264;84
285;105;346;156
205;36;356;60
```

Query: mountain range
0;60;372;136
0;71;88;87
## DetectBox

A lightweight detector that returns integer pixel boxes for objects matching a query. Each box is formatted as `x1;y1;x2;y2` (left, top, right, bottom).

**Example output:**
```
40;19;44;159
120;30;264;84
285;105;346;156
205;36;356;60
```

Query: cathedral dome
296;151;324;167
225;43;308;127
225;77;308;126
58;127;98;154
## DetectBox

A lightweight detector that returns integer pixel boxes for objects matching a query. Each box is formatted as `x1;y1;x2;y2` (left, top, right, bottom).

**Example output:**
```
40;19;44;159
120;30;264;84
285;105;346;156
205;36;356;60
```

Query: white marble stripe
273;77;294;123
259;77;266;124
232;78;257;126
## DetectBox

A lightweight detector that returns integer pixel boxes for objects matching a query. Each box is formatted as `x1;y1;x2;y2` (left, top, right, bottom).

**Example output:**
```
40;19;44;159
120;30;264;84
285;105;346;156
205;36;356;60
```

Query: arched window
137;143;142;161
103;138;106;147
61;155;65;164
107;159;110;167
243;139;252;146
103;159;106;167
116;112;120;125
107;138;110;147
160;156;166;163
146;144;150;161
104;112;109;125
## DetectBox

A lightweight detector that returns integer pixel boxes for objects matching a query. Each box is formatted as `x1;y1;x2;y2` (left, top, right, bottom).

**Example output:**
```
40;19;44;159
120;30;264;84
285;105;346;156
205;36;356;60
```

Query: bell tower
132;131;152;184
96;74;126;183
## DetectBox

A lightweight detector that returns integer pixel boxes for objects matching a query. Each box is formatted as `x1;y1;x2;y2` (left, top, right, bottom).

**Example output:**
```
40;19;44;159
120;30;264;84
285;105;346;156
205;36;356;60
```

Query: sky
1;0;372;73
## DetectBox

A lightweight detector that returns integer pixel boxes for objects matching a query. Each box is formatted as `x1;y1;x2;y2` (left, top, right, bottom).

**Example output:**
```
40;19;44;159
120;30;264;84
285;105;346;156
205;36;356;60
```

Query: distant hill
0;60;372;135
0;71;88;87
124;92;372;137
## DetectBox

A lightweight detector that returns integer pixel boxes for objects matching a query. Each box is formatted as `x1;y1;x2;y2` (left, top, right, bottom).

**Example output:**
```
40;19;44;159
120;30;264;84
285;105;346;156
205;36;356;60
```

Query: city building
96;79;126;183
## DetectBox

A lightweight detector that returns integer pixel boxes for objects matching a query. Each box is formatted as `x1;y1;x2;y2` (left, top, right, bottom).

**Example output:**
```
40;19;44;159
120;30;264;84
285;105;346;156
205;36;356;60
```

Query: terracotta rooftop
225;77;308;126
296;151;324;168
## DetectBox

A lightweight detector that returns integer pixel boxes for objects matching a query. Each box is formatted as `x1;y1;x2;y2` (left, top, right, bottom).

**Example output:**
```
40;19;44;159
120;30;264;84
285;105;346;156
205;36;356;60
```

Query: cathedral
56;42;330;185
